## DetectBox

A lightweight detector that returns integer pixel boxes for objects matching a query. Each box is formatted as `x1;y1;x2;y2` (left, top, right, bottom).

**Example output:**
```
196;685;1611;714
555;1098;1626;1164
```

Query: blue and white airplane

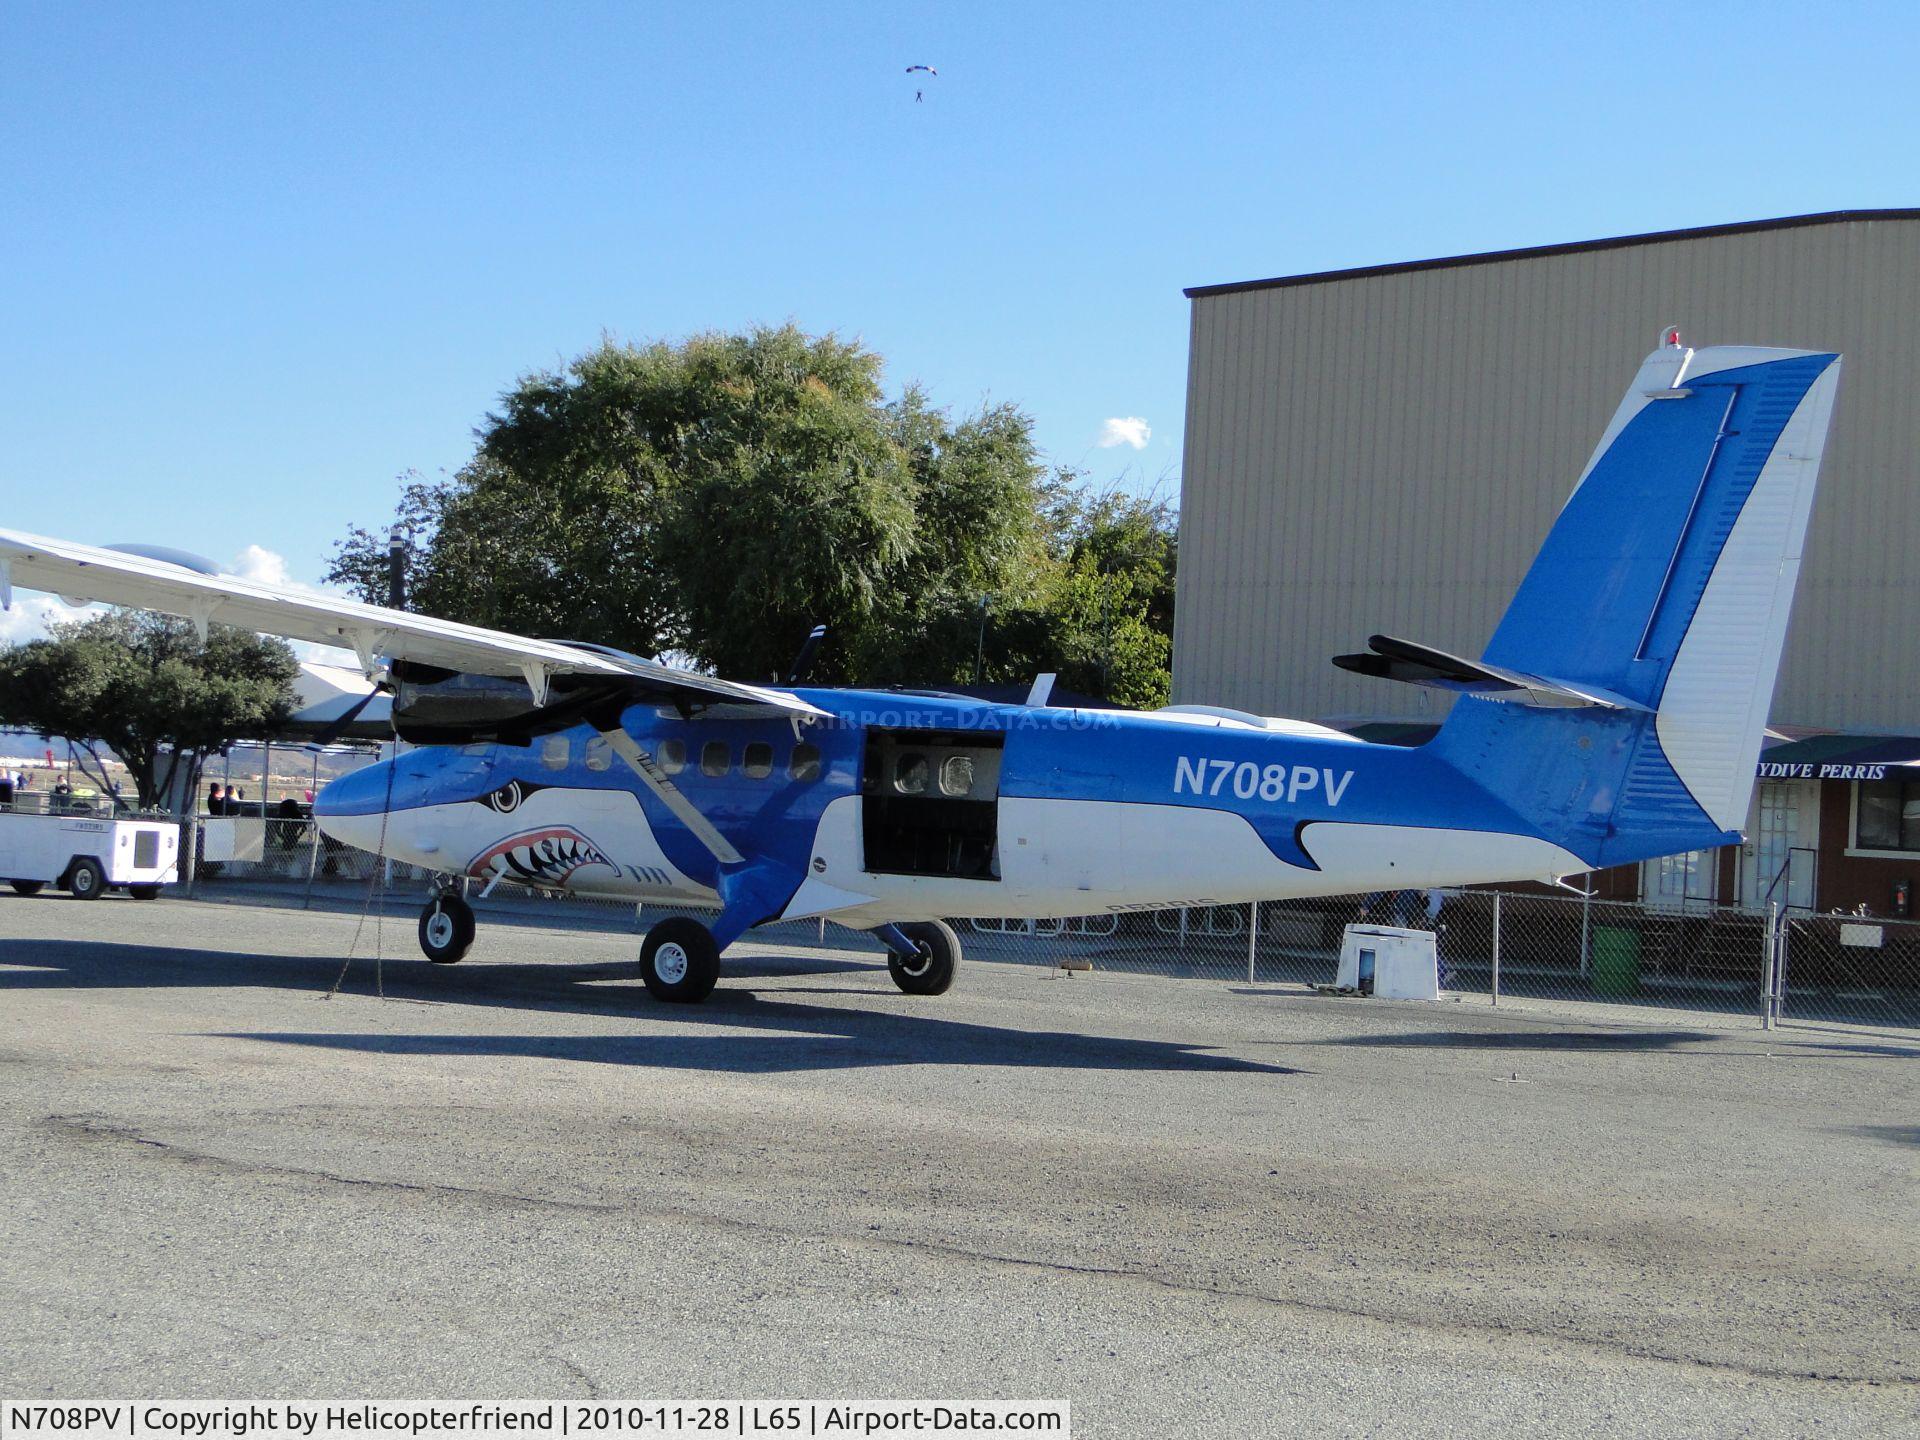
0;335;1843;1002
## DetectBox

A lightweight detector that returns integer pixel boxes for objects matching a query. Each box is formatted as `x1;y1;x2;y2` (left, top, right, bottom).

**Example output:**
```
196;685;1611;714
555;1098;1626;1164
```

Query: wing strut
597;726;745;866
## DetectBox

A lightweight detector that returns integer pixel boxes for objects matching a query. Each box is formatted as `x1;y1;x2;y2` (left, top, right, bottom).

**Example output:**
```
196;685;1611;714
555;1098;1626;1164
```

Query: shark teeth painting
468;826;615;886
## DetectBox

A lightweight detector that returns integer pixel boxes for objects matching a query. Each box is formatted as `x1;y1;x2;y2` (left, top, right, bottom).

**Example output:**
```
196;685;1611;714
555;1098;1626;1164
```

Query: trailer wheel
127;883;163;901
9;880;45;897
65;859;105;901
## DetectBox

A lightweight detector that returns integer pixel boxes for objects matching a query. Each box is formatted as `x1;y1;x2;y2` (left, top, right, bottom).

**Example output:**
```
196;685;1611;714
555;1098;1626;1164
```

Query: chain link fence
169;816;1920;1035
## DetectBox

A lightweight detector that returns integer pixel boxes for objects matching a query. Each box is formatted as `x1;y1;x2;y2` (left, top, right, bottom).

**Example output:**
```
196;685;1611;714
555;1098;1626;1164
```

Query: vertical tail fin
1434;337;1842;866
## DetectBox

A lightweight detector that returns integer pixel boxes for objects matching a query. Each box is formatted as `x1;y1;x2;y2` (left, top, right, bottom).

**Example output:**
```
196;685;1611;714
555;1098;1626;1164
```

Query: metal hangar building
1172;209;1920;916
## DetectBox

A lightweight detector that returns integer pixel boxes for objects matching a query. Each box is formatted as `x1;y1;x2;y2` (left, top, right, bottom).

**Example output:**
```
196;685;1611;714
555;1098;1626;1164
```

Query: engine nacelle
389;660;631;746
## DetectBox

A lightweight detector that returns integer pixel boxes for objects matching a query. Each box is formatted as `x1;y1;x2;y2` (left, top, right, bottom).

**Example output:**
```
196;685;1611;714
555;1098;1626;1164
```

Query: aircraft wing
0;527;829;720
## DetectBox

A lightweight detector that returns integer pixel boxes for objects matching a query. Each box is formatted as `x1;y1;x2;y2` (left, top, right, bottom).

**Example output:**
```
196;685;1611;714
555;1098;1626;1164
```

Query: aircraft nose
313;759;396;852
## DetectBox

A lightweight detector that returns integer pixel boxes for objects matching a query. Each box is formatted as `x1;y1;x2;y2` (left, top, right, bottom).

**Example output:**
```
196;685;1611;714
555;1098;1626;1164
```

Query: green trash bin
1592;924;1640;996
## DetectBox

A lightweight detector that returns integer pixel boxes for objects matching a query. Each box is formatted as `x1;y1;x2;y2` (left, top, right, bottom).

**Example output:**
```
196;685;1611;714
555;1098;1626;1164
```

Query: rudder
1434;337;1842;866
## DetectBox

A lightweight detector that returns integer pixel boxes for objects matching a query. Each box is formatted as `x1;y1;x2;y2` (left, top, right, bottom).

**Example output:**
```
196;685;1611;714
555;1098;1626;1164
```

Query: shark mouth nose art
469;827;614;885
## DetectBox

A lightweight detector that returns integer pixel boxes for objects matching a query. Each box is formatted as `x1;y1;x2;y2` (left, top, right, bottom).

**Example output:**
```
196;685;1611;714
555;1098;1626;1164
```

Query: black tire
9;880;45;897
418;893;476;963
887;919;960;996
127;883;163;901
65;859;105;901
639;917;721;1003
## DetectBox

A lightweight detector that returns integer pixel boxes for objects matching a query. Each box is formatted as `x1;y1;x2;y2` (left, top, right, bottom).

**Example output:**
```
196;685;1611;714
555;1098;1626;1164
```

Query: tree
329;326;1054;684
988;487;1179;709
328;324;1177;702
0;612;298;811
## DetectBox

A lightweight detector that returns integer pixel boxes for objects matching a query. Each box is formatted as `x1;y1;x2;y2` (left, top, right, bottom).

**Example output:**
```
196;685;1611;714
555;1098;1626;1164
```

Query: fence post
1247;902;1258;984
302;818;320;910
181;815;198;895
1491;892;1501;1006
1761;901;1777;1030
1766;913;1781;1029
1579;882;1592;977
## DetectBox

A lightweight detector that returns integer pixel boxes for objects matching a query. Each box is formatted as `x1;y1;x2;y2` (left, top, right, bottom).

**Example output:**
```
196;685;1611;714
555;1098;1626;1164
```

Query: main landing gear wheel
127;884;162;901
64;859;105;901
9;880;45;897
640;917;721;1003
887;919;960;996
418;892;476;964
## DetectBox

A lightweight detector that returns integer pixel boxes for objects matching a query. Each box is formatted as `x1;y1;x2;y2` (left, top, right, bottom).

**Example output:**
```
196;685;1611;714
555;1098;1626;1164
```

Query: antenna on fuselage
786;624;827;685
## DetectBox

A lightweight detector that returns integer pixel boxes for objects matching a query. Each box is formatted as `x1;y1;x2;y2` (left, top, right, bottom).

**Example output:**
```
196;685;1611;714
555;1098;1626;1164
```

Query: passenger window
743;742;773;779
585;736;611;772
659;738;686;775
894;753;929;795
540;735;569;771
701;741;730;777
789;743;822;781
939;754;975;797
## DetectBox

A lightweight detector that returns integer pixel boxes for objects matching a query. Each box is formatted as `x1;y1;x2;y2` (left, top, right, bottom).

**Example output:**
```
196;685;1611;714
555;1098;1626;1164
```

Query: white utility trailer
0;808;180;899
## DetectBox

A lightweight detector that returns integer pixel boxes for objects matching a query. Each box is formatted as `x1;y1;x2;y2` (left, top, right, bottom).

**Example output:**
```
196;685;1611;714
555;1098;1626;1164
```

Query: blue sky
3;0;1915;619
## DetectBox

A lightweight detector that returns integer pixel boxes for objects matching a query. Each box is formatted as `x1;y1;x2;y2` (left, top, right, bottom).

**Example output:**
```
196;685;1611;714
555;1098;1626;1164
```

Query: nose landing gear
418;890;476;963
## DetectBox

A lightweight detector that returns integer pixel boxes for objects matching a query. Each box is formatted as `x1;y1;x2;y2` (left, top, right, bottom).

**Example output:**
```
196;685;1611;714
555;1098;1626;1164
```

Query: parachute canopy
905;64;937;75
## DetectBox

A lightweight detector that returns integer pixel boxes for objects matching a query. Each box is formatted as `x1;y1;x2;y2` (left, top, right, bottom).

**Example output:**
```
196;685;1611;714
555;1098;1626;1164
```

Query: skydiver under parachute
906;63;936;102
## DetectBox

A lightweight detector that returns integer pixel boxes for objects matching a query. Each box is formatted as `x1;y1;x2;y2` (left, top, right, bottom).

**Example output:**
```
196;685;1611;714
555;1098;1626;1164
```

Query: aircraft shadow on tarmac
1844;1124;1920;1148
1312;1027;1920;1060
0;937;1301;1077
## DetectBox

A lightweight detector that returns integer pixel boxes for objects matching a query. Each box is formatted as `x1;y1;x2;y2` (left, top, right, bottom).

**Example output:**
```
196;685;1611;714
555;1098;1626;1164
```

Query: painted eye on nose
486;782;523;813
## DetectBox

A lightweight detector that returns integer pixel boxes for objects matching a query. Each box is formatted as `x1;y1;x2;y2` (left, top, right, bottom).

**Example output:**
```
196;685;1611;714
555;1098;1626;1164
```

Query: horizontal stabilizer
1332;635;1647;711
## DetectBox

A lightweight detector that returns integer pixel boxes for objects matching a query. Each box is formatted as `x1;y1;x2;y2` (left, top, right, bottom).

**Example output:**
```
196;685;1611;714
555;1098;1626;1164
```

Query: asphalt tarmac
1;892;1915;1438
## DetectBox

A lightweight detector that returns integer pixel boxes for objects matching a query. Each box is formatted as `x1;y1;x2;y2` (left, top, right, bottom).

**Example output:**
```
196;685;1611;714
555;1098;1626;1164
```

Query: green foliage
330;325;1178;703
0;612;298;810
990;486;1179;709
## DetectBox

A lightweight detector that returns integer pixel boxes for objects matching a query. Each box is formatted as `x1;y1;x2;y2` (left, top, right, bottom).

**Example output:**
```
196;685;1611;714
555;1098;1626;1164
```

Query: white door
1742;780;1817;911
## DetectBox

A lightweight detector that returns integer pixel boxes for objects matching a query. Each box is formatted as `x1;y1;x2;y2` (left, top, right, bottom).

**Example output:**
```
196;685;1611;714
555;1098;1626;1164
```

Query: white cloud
231;543;291;587
1097;416;1152;450
228;544;363;668
0;595;97;647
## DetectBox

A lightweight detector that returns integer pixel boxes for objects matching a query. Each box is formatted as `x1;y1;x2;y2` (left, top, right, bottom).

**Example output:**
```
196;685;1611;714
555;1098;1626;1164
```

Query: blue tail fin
1431;338;1842;867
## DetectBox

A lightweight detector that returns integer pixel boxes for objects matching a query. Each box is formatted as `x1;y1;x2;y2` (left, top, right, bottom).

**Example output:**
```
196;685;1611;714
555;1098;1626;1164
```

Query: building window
584;736;611;772
658;739;686;775
789;743;822;781
701;741;730;778
540;735;569;771
1645;849;1713;910
1854;778;1920;852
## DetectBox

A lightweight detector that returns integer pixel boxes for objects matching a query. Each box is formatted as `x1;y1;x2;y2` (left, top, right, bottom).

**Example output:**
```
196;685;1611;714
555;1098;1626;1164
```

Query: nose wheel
640;917;721;1003
418;891;476;963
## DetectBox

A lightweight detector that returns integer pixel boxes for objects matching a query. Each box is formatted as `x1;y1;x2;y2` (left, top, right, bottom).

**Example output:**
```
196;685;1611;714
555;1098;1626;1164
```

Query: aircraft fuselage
315;688;1586;930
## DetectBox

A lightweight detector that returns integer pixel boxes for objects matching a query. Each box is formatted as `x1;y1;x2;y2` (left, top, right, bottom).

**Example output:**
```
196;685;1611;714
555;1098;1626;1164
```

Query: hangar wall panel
1174;216;1920;733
